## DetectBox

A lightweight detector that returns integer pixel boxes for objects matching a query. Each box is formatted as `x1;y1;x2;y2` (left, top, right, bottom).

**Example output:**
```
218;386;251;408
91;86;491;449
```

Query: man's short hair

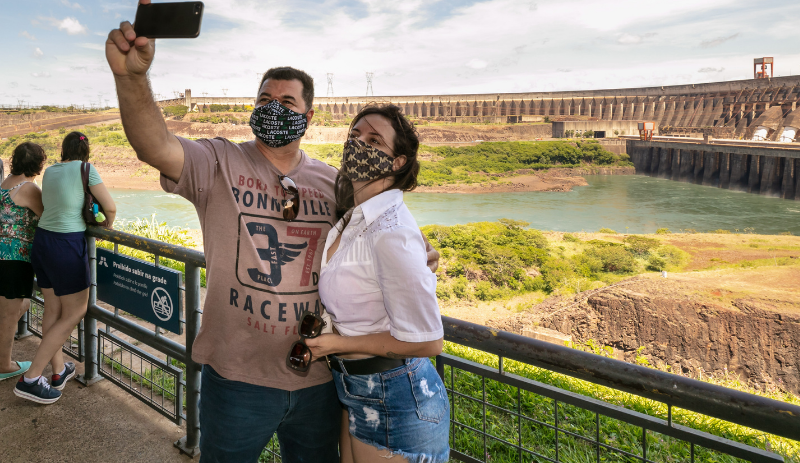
11;142;47;177
258;67;314;113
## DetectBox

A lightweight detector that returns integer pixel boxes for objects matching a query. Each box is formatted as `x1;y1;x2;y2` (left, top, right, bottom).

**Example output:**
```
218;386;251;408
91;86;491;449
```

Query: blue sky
3;0;800;106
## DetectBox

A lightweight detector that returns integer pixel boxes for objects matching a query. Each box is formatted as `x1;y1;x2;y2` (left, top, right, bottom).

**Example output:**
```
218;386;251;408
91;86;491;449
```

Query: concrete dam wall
160;76;800;138
627;138;800;199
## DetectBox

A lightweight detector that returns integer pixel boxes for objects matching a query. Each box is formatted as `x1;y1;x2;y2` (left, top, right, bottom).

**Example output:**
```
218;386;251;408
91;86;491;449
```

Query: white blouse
319;189;443;342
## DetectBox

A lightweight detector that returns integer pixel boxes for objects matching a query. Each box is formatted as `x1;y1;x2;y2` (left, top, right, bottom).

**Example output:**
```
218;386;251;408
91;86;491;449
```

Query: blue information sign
96;248;183;334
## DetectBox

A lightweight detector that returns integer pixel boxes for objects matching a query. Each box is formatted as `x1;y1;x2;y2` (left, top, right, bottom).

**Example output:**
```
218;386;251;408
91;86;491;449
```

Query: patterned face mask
249;100;308;148
341;138;395;182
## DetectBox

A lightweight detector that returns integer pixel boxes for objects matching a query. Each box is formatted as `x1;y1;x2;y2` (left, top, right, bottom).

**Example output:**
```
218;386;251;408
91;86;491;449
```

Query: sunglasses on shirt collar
286;310;327;372
278;175;300;221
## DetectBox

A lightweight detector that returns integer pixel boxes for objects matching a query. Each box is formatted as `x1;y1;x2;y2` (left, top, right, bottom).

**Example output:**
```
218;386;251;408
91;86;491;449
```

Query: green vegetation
417;140;629;186
162;105;187;118
96;214;206;287
423;220;688;301
0;123;132;166
443;342;800;463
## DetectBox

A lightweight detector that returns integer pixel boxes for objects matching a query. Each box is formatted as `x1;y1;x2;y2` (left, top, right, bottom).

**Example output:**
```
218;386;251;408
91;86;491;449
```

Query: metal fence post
77;237;102;386
15;306;32;339
175;263;201;457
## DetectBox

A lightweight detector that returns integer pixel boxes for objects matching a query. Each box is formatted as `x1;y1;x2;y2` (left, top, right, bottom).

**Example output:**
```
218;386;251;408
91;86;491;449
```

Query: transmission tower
326;73;334;97
222;88;228;96
366;72;374;97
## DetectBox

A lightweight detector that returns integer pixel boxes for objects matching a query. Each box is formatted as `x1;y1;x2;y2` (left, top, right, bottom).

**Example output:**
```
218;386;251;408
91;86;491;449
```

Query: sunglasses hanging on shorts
286;311;327;372
278;175;300;221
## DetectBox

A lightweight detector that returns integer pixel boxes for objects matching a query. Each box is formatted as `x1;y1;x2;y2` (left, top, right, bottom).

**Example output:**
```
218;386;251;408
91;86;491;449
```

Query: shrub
647;255;667;271
435;283;453;300
540;257;575;291
585;246;638;273
572;253;603;277
656;228;671;234
163;105;188;118
598;228;617;234
656;245;689;270
583;130;594;138
474;281;505;301
445;261;465;277
624;236;660;256
562;233;580;243
452;277;470;300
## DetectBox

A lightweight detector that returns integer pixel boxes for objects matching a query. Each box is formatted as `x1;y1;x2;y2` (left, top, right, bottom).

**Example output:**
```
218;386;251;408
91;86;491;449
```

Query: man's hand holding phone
106;0;155;79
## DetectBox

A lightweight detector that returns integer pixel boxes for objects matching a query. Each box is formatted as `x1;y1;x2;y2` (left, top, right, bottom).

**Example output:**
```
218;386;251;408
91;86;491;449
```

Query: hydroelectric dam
158;75;800;199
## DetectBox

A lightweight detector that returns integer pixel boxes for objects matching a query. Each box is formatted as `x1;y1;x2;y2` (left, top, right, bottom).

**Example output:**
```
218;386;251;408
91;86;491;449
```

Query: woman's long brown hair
334;104;420;227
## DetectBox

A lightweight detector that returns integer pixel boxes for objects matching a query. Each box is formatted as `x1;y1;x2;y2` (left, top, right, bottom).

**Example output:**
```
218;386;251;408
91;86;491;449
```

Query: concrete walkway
0;334;190;462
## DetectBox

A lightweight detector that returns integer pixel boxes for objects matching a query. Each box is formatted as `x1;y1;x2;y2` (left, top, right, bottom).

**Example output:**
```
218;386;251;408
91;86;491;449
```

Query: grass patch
97;214;207;287
443;342;800;463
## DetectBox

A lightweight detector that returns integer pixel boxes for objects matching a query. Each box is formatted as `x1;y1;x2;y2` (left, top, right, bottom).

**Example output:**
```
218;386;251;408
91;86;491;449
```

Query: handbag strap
81;161;91;196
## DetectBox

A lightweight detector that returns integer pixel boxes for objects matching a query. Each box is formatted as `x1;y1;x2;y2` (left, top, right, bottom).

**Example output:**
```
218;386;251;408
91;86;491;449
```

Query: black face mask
249;100;308;148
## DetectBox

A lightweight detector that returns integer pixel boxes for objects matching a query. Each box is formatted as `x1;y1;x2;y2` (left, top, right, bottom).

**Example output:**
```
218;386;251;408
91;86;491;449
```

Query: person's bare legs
0;298;30;373
342;408;409;463
40;288;65;374
24;288;88;380
340;409;354;463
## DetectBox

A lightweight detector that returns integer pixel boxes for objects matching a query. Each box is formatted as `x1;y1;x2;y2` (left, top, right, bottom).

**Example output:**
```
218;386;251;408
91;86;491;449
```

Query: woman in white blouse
307;104;449;463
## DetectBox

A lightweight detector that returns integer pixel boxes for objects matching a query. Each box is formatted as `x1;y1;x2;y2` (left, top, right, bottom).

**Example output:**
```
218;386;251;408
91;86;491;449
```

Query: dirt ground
441;232;800;326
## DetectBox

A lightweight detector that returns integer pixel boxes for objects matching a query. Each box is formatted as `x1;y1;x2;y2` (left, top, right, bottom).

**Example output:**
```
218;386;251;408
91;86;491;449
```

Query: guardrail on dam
160;76;800;137
626;136;800;199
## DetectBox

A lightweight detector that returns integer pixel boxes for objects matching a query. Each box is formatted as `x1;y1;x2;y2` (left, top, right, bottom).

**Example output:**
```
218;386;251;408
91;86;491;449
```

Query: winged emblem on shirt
246;222;308;287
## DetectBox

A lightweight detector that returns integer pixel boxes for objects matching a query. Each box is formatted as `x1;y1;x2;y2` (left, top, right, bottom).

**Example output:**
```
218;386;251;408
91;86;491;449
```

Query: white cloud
33;48;44;58
467;59;488;70
31;72;51;78
80;43;105;51
700;33;739;48
19;31;36;41
60;0;85;10
617;33;642;44
44;17;87;35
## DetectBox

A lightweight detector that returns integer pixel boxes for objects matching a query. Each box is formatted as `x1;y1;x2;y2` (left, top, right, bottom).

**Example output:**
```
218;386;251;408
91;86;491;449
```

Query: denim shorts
332;356;450;463
30;228;90;296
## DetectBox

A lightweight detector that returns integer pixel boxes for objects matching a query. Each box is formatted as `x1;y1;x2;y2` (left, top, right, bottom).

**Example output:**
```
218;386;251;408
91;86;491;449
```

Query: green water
109;176;800;235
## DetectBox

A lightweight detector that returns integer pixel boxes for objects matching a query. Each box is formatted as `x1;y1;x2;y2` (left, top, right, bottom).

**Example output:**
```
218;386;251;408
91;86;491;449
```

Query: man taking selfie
105;2;437;462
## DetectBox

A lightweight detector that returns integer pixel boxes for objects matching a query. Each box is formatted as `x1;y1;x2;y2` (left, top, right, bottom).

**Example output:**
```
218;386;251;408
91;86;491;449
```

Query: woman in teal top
0;142;46;383
16;132;116;404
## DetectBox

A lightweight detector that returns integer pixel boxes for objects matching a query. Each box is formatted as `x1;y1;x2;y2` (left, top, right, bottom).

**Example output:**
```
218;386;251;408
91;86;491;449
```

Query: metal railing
13;227;206;456
439;317;798;463
16;228;798;462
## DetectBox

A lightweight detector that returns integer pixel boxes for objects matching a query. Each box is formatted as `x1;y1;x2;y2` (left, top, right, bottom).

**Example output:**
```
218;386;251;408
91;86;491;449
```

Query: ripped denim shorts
331;356;450;463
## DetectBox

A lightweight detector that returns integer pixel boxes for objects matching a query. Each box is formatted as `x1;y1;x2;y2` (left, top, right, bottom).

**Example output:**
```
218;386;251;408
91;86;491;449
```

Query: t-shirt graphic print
237;214;329;294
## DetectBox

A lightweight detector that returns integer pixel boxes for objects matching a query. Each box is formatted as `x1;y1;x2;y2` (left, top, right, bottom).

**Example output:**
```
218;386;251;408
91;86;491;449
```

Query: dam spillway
626;138;800;199
161;76;800;138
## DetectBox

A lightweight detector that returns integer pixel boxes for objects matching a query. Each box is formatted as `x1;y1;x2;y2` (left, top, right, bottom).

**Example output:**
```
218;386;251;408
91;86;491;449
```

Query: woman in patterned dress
0;142;46;382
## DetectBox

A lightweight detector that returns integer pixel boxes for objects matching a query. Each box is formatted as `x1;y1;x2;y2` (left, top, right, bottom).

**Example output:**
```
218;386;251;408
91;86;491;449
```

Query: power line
366;72;374;97
326;73;334;97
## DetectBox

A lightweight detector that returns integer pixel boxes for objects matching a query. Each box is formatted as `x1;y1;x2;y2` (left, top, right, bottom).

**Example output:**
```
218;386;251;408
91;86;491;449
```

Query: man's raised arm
106;0;184;183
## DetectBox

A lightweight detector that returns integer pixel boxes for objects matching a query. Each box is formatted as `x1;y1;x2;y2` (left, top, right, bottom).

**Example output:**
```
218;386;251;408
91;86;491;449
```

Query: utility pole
326;73;334;97
366;72;374;97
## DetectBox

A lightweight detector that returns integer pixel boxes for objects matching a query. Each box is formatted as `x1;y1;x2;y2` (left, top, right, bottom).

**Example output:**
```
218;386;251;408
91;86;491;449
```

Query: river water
109;176;800;235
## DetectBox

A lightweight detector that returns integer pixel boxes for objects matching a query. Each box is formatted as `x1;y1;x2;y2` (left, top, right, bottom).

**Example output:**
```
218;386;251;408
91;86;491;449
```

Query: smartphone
133;2;204;39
